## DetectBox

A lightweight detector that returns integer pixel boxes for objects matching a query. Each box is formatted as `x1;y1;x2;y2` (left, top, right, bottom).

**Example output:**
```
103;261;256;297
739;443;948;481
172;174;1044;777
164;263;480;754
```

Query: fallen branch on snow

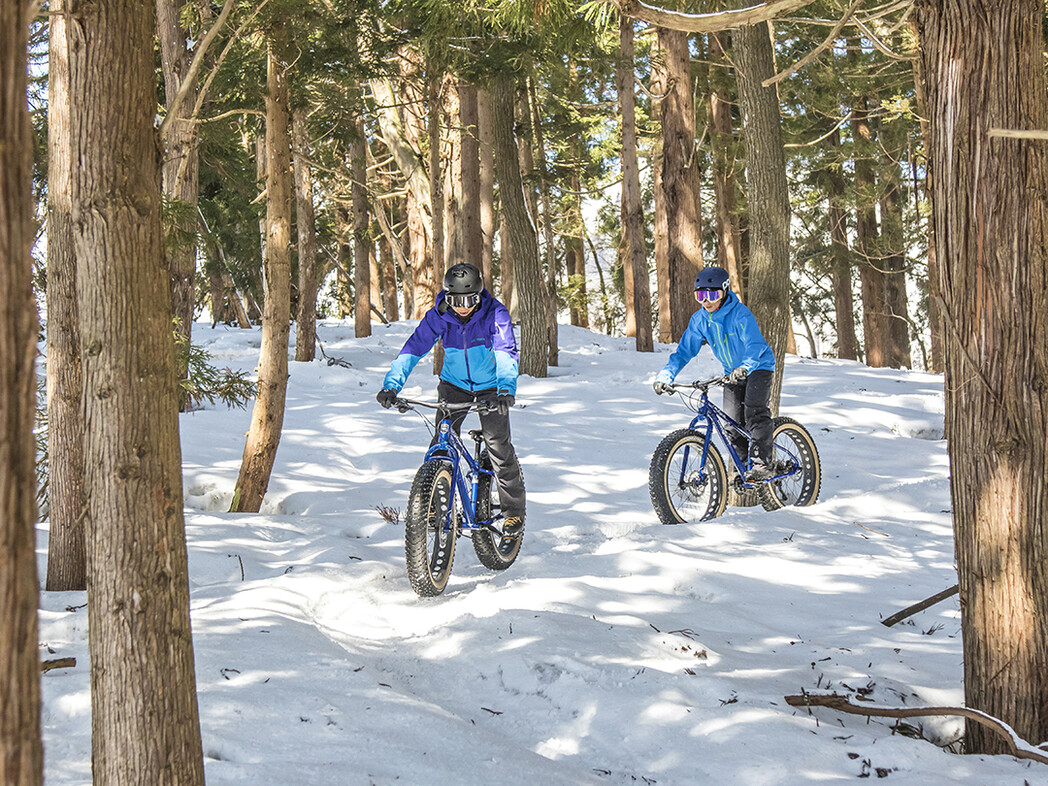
881;585;959;627
784;692;1048;765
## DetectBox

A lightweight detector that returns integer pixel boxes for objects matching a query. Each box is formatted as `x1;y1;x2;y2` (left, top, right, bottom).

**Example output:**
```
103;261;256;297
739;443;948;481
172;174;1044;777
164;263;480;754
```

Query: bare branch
619;0;817;33
763;0;864;87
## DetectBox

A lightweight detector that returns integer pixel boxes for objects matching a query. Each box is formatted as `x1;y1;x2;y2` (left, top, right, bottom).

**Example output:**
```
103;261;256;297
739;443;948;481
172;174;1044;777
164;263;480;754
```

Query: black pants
723;369;773;467
435;381;526;519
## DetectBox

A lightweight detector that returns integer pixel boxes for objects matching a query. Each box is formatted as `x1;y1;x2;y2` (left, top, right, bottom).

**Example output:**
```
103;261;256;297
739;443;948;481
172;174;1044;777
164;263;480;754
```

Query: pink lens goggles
695;288;724;303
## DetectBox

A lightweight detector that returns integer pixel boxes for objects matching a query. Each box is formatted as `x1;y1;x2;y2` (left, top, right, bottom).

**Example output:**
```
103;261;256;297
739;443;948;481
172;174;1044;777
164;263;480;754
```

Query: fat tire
472;453;523;570
758;416;821;511
404;459;457;596
649;428;728;524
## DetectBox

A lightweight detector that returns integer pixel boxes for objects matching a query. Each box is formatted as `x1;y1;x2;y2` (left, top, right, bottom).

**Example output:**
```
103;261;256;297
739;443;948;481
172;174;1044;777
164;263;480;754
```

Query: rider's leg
743;370;774;465
434;381;472;443
722;381;748;464
477;404;526;519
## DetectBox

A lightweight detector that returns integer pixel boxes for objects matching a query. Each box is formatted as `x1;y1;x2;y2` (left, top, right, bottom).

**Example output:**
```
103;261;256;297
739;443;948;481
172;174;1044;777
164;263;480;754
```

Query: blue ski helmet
694;266;730;292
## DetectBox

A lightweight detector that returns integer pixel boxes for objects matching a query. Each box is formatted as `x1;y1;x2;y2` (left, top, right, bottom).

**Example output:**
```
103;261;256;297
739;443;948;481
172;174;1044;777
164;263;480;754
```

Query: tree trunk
914;0;1048;753
827;128;859;361
491;72;547;377
0;0;44;778
617;16;654;352
735;21;791;412
529;77;560;365
428;68;445;373
293;107;319;361
707;31;745;301
352;118;371;338
157;0;200;413
477;88;496;293
653;28;703;343
45;0;87;592
460;81;482;272
68;0;205;780
231;26;293;514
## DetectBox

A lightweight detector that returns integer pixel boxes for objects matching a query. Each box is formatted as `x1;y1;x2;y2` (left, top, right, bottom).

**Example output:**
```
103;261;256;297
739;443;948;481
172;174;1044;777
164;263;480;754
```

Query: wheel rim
666;439;716;520
427;473;454;580
767;433;806;506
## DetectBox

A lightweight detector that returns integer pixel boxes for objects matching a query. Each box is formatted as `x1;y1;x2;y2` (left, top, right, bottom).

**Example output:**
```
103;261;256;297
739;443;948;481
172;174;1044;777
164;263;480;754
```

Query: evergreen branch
763;0;864;87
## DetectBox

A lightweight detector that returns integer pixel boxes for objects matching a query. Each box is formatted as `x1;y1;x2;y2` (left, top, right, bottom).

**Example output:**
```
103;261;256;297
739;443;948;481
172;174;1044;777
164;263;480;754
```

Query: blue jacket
656;291;775;383
383;290;519;395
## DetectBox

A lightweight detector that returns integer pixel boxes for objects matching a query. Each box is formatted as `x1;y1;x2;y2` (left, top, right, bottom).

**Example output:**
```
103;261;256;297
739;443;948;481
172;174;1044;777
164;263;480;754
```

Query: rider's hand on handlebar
496;393;515;415
653;380;671;396
727;367;749;385
376;388;398;409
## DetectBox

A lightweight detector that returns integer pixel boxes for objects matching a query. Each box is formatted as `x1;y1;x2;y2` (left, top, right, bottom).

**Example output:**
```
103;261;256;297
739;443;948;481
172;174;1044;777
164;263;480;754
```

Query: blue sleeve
382;311;442;392
655;318;706;384
736;310;774;373
492;304;519;395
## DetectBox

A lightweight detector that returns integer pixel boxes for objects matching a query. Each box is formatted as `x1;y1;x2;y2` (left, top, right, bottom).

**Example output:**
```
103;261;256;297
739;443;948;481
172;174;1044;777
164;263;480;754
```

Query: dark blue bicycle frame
680;386;799;489
422;416;497;533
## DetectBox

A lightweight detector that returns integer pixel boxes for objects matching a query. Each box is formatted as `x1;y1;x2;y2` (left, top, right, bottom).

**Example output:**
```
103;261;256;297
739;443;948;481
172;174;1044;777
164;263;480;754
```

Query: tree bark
491;72;547;377
460;81;482;271
827;128;858;360
653;28;703;343
914;0;1048;753
617;16;654;352
231;26;293;514
477;88;496;293
45;0;87;592
529;77;560;365
293;107;319;361
157;0;200;397
68;0;205;780
707;31;745;302
734;21;791;412
352;117;371;338
0;0;44;778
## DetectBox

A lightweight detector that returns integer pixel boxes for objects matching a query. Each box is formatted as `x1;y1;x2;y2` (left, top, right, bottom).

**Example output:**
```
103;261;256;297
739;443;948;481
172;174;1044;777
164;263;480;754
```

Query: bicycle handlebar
665;375;729;393
394;397;498;414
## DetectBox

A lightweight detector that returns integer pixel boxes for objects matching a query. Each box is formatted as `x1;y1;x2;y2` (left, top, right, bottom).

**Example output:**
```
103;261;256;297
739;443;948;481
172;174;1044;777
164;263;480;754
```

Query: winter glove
376;389;398;409
653;380;670;395
727;367;749;386
496;393;515;415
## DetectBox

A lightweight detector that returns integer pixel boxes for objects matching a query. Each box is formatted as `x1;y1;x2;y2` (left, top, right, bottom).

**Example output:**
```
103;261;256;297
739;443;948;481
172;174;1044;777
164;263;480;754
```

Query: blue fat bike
649;376;821;524
393;398;523;597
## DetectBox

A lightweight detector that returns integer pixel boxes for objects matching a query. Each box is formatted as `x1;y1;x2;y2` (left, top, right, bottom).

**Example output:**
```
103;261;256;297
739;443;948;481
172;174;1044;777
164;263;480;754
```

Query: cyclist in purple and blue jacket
376;263;526;538
653;266;777;481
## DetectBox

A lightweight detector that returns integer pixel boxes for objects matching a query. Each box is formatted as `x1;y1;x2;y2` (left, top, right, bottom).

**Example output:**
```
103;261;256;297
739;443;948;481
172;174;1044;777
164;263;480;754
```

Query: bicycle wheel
758;416;822;511
649;428;728;524
405;459;458;596
472;452;523;570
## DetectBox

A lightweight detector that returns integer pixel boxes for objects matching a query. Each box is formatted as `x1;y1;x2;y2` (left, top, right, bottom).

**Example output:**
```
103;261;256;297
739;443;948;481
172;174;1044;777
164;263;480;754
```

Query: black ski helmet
694;266;730;292
443;263;483;295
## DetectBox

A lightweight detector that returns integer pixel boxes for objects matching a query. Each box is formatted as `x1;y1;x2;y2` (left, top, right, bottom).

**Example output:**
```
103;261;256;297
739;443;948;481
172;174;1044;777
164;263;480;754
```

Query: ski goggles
446;292;480;309
695;288;725;303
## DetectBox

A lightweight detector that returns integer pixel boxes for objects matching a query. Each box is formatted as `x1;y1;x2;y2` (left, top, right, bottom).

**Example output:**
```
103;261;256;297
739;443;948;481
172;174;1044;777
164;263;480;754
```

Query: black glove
727;367;749;385
496;393;515;415
653;380;670;395
376;389;398;409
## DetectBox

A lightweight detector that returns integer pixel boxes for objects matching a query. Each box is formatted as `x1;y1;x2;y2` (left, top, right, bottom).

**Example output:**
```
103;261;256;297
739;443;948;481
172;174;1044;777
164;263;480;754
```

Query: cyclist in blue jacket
377;263;525;537
653;266;777;481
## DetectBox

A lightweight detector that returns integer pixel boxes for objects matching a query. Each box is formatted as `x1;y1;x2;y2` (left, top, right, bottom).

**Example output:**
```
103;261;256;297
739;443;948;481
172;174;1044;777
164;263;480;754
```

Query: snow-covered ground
37;320;1042;784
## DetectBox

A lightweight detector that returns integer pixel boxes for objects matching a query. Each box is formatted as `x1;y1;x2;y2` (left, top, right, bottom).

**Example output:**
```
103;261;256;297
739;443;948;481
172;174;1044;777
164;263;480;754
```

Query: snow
36;320;1043;784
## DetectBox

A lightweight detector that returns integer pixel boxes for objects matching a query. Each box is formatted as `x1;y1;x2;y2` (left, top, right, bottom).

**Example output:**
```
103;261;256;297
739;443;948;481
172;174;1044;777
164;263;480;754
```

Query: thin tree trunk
0;0;44;777
735;21;792;412
428;67;445;373
915;0;1048;753
708;31;744;301
69;0;205;779
378;234;399;320
460;81;482;271
45;0;87;592
293;107;319;361
231;26;293;514
157;0;200;401
617;16;654;352
653;28;703;342
352;118;371;338
492;72;547;377
477;88;496;293
529;76;559;365
827;128;859;360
